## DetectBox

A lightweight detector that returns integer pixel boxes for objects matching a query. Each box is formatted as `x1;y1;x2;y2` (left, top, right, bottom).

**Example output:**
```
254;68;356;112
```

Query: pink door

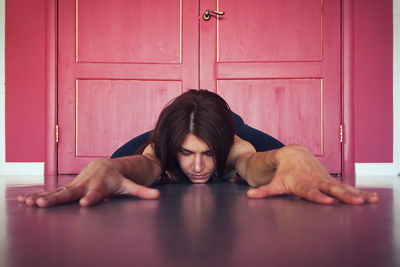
58;0;199;173
58;0;342;174
199;0;341;173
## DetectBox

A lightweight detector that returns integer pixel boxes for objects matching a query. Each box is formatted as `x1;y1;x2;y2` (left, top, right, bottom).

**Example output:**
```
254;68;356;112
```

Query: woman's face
177;133;216;183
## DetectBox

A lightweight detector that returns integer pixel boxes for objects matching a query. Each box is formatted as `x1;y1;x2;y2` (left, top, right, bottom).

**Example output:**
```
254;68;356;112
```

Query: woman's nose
193;155;203;173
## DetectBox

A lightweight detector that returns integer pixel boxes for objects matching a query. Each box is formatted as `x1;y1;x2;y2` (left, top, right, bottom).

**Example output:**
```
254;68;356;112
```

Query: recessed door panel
76;80;181;157
218;0;322;62
77;0;182;63
218;79;323;156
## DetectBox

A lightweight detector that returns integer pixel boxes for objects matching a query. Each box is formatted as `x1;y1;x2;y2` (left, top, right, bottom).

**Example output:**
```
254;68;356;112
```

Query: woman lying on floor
18;89;378;207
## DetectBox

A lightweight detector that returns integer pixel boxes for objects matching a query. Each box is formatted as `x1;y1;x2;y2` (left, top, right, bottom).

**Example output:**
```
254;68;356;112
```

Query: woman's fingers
59;180;159;207
34;186;87;207
341;183;379;203
293;183;336;204
18;179;160;208
18;190;53;206
246;181;287;199
120;179;160;200
316;182;365;204
251;173;379;205
79;189;105;207
247;181;336;205
317;181;379;205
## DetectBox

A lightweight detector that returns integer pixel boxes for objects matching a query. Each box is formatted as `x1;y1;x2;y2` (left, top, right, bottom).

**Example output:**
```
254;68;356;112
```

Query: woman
18;90;378;207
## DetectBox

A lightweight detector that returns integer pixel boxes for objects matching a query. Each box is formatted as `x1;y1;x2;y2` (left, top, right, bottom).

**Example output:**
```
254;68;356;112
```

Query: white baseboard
0;162;44;175
355;163;400;176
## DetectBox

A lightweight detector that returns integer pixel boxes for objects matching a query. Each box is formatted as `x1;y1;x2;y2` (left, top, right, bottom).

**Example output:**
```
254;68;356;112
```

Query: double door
58;0;341;174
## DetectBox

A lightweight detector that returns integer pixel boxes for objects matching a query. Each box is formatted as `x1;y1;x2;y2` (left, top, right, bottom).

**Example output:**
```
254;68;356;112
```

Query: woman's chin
187;174;211;183
189;179;209;184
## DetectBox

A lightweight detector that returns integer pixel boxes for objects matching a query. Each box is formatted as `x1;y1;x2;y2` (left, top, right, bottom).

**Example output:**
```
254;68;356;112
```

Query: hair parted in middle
147;89;235;182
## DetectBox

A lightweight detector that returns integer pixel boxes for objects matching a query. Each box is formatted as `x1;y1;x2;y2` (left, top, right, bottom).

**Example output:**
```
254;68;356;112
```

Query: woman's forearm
95;155;162;187
235;149;279;186
235;145;316;187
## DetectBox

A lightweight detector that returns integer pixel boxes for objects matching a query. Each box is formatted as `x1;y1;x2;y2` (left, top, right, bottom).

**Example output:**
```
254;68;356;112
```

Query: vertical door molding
342;0;356;180
45;0;57;175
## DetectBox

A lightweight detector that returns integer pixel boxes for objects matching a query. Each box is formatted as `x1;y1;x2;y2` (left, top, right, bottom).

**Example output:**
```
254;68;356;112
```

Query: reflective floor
1;175;399;267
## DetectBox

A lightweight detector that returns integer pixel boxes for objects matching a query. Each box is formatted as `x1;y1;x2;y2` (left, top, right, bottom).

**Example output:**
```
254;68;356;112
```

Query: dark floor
1;175;399;267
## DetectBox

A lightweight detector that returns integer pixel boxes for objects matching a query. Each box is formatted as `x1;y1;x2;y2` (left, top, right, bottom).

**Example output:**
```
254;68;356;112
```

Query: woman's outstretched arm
229;138;379;205
18;147;162;208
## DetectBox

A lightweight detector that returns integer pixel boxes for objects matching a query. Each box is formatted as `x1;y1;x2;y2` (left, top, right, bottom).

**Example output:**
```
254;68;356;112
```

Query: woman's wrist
274;144;311;165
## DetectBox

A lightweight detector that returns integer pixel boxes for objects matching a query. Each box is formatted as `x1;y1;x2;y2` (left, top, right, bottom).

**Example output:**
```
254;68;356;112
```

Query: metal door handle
202;10;225;21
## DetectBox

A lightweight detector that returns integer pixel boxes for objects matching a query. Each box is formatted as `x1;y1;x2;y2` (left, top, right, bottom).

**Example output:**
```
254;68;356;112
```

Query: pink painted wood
77;0;181;63
45;0;57;175
59;0;341;174
218;79;325;156
342;0;355;177
5;0;47;162
58;0;199;173
354;0;393;163
76;80;180;157
200;0;342;173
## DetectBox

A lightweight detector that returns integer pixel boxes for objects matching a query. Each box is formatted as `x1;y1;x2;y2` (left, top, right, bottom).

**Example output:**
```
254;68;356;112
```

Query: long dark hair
144;89;235;182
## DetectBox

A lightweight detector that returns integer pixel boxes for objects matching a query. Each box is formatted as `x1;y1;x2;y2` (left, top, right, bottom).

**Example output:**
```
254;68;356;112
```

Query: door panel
58;0;198;173
200;0;341;173
218;0;322;62
76;80;180;157
77;0;181;63
218;79;324;156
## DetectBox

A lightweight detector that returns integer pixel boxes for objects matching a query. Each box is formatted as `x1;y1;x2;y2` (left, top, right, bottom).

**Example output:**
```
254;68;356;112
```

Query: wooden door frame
44;0;356;179
341;0;356;182
44;0;57;176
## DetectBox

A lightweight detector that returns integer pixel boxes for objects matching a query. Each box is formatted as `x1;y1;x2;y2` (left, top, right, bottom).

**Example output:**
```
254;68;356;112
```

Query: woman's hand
17;158;160;208
246;145;379;205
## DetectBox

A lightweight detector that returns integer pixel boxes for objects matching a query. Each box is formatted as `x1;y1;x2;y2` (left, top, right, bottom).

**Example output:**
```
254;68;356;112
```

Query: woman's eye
204;151;214;157
179;149;192;156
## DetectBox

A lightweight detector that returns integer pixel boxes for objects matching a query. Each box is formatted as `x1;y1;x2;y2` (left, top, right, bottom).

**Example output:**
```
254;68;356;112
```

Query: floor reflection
1;176;399;267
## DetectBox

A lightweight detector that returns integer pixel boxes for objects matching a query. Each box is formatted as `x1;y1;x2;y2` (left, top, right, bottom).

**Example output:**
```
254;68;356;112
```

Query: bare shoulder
143;143;155;155
142;143;161;168
226;135;256;168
